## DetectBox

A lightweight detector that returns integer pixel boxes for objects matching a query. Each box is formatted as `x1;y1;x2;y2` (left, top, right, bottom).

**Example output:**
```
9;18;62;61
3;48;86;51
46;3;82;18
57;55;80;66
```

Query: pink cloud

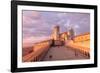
23;36;51;48
22;11;43;27
23;15;32;24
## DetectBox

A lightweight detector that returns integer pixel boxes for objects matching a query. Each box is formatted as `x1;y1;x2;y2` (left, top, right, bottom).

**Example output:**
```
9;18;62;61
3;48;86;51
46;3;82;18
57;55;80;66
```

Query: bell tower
52;25;60;41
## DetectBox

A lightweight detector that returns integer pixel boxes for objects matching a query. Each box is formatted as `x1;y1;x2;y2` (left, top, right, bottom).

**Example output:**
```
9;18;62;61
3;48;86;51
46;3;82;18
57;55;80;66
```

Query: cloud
23;36;51;47
23;11;40;19
22;10;90;45
64;20;70;28
74;24;80;29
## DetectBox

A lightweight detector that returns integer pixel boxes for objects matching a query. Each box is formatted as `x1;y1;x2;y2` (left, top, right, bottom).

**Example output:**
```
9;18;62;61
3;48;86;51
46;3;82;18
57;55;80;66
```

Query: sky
22;10;90;47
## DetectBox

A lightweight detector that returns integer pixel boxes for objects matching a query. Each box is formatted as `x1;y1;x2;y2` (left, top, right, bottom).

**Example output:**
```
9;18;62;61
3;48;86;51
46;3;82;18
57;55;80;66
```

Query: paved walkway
42;46;89;61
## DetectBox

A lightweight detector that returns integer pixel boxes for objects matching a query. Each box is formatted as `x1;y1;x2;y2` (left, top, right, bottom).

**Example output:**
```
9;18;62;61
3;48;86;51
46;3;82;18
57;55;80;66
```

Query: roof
60;32;68;35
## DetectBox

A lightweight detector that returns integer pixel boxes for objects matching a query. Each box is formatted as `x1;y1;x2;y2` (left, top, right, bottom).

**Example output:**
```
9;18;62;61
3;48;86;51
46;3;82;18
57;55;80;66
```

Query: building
52;25;60;41
51;25;69;46
73;32;90;42
60;32;68;42
51;25;90;46
51;25;63;46
68;27;75;40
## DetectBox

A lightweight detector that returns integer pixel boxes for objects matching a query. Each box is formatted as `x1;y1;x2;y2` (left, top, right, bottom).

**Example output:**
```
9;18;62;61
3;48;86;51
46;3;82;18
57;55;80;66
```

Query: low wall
22;40;52;62
65;40;90;57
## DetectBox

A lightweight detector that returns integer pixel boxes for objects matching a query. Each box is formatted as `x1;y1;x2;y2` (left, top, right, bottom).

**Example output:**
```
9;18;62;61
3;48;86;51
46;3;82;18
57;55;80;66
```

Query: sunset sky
22;10;90;47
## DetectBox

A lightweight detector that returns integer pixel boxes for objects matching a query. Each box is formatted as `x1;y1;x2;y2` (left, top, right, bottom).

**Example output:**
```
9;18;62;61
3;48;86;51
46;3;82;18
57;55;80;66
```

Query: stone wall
22;40;53;62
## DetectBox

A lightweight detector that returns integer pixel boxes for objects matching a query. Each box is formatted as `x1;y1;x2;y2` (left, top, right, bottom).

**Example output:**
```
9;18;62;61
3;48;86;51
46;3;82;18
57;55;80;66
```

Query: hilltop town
22;25;90;62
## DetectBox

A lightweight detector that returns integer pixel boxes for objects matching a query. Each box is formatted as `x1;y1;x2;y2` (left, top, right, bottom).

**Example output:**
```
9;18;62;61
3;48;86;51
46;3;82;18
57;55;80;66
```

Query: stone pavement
42;46;89;61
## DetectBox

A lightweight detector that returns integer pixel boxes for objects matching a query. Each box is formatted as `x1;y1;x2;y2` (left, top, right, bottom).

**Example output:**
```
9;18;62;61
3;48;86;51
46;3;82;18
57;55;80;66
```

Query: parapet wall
65;40;90;58
22;40;53;62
